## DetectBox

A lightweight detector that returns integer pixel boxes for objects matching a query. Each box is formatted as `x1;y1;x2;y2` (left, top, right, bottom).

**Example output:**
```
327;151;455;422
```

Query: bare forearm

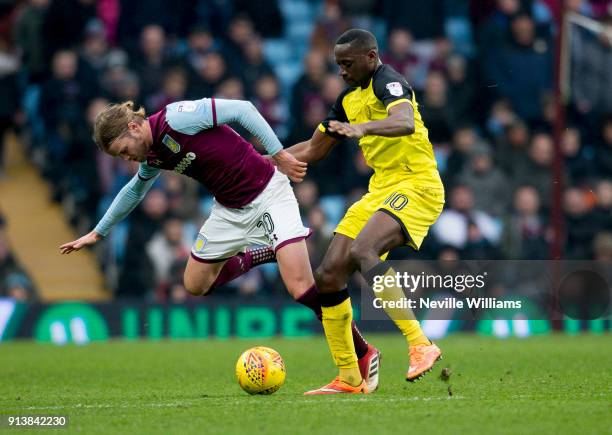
286;140;314;162
287;130;337;163
361;113;414;137
326;102;416;139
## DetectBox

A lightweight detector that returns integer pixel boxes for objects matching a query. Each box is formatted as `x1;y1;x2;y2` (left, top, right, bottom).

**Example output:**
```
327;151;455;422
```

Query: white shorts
191;169;311;262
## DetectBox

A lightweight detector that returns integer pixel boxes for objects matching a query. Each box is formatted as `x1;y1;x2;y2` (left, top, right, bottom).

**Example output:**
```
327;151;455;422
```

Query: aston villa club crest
194;234;207;252
162;134;181;153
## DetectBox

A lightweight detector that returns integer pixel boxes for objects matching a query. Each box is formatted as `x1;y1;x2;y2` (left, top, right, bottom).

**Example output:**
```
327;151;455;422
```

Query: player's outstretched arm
286;129;339;164
60;230;103;254
328;102;414;139
59;164;160;254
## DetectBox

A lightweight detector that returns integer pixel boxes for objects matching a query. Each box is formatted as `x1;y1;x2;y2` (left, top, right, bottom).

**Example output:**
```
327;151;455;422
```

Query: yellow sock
377;267;431;347
394;320;430;346
321;297;361;386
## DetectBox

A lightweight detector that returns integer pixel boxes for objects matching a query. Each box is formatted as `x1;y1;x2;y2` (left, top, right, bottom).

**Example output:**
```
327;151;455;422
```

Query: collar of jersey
361;64;385;90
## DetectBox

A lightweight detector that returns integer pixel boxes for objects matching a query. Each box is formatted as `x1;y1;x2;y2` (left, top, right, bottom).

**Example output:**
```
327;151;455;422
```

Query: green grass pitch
1;334;610;434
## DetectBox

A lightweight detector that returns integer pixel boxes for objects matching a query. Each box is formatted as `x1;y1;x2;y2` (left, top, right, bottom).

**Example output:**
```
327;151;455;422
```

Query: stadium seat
263;39;293;65
260;262;279;282
199;196;215;218
445;17;475;57
279;0;316;23
319;195;347;226
273;62;303;98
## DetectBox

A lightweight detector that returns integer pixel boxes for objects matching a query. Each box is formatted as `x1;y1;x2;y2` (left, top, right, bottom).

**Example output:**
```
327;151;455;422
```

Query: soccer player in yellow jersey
287;29;445;394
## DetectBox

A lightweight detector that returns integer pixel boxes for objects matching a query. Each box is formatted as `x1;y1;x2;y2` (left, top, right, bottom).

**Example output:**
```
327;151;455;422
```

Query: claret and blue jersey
94;98;285;237
146;99;274;208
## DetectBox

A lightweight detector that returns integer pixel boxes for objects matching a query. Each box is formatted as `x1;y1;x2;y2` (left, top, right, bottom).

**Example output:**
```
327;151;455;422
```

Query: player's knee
349;241;378;266
287;273;312;295
315;263;342;291
183;275;212;297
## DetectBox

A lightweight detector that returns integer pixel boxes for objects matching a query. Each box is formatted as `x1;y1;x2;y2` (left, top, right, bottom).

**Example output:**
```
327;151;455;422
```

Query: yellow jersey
318;64;442;190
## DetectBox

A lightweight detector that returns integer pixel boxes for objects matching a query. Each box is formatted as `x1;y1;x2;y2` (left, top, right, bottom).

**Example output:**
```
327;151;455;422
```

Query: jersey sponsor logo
386;82;403;97
177;101;197;112
174;152;196;174
162;134;181;153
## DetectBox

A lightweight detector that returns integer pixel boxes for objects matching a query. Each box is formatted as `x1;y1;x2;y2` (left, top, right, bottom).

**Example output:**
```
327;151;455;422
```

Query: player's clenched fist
59;231;103;255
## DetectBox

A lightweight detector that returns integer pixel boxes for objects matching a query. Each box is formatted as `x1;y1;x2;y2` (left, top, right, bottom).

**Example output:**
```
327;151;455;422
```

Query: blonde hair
93;101;146;151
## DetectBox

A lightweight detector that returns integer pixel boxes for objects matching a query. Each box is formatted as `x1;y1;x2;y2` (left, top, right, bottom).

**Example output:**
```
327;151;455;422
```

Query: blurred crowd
0;210;34;300
0;0;611;301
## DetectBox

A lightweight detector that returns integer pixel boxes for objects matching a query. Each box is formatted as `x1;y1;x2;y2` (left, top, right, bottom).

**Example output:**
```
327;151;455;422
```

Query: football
235;346;286;395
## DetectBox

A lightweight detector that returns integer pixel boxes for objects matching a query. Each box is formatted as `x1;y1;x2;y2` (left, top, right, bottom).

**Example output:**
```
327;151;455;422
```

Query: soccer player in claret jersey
59;97;381;391
288;29;445;394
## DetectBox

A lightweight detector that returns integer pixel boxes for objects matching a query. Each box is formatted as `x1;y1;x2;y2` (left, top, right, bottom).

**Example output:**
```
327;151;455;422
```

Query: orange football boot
304;377;369;395
406;342;442;382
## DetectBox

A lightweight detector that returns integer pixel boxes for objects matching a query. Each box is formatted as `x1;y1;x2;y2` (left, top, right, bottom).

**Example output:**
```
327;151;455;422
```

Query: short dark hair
335;29;378;53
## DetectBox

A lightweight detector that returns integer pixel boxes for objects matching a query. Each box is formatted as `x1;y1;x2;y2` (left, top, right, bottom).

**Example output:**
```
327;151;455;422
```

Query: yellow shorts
335;183;445;251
